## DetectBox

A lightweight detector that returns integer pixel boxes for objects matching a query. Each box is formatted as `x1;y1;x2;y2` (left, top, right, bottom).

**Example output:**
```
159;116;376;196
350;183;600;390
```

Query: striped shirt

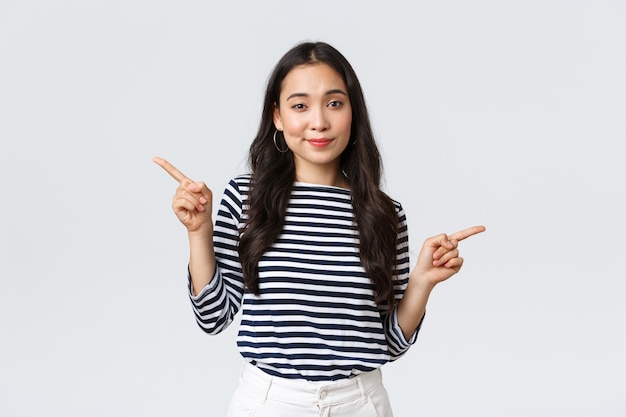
188;175;421;381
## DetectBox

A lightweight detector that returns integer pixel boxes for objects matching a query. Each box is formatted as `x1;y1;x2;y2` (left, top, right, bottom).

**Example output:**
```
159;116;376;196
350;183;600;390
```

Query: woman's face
273;63;352;185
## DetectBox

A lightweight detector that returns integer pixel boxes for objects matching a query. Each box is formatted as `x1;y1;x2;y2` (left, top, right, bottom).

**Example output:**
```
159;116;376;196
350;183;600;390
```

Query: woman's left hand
411;225;486;287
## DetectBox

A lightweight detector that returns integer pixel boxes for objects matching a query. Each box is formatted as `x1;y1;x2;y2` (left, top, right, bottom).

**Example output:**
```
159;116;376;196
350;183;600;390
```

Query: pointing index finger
448;225;486;242
152;156;190;183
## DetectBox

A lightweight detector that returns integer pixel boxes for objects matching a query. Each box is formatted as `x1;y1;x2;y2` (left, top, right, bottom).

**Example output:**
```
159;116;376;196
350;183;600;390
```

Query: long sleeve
187;178;247;334
382;204;422;360
184;177;421;380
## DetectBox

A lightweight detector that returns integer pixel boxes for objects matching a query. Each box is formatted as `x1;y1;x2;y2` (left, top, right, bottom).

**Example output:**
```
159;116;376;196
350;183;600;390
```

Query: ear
272;103;283;131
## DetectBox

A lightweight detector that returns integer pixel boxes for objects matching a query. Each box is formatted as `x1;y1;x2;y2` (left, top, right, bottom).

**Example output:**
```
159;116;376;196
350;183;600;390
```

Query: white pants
226;362;394;417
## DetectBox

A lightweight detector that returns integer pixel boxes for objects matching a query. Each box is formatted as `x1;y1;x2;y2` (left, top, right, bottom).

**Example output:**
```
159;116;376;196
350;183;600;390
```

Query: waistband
238;361;384;406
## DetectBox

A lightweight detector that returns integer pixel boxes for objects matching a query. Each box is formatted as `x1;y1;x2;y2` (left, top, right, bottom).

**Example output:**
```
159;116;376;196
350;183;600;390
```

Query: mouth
307;138;332;147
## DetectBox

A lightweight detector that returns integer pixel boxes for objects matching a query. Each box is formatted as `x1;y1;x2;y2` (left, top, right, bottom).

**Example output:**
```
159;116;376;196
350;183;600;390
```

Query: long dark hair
238;41;399;311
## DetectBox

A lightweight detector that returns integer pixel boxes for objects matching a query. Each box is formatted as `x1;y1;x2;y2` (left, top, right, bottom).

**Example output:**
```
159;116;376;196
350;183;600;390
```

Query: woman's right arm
153;156;215;295
187;226;216;296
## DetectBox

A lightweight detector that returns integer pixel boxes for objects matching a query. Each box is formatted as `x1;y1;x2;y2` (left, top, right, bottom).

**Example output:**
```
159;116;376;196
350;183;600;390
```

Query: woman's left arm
397;225;486;340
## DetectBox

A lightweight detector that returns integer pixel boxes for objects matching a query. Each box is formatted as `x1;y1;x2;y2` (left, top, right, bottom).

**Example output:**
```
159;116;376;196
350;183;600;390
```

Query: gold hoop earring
273;130;289;153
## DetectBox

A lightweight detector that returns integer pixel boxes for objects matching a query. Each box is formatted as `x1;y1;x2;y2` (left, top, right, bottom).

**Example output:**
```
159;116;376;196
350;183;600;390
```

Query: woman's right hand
153;156;213;233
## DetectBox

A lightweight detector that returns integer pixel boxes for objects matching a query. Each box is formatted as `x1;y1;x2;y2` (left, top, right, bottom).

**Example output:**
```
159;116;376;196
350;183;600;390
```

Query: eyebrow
285;89;348;101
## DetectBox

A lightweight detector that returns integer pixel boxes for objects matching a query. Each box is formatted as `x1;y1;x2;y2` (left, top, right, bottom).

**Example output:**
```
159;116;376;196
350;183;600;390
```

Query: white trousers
226;362;394;417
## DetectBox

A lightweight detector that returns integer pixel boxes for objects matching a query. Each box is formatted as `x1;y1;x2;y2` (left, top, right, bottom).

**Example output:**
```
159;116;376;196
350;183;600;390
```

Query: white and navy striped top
188;175;421;381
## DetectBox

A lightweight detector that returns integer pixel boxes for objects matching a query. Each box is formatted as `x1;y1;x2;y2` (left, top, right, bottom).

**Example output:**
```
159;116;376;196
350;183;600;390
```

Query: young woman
154;41;485;417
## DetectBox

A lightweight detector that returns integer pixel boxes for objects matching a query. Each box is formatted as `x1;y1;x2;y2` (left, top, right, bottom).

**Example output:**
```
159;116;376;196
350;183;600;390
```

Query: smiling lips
307;138;332;147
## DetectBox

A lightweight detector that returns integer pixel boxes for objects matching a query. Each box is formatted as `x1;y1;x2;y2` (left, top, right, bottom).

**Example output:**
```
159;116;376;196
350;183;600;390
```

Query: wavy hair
238;42;399;311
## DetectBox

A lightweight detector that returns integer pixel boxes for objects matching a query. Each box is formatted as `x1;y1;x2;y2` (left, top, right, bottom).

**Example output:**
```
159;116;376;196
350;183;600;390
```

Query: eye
328;100;343;108
291;103;307;110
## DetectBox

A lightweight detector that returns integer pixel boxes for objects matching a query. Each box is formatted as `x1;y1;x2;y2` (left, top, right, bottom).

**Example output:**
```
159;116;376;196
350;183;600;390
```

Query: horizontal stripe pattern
189;175;419;381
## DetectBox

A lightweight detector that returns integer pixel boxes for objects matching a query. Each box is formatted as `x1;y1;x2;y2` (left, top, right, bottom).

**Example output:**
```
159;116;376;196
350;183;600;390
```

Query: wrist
187;225;213;241
408;271;437;293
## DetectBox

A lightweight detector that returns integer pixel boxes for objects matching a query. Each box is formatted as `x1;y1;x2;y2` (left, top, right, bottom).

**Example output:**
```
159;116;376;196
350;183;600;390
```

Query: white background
1;1;624;416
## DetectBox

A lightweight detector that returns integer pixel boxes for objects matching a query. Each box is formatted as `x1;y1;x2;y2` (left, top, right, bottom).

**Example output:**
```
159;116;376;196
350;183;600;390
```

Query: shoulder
386;195;408;227
383;192;404;215
229;173;251;188
391;197;403;212
225;174;251;194
220;174;251;207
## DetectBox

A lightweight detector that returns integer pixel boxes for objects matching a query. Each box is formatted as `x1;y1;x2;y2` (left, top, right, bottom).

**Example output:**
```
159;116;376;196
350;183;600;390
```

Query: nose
309;106;329;132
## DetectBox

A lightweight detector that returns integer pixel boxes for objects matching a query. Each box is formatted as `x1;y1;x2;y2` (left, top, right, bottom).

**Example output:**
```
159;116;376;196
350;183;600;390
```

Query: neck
295;164;349;189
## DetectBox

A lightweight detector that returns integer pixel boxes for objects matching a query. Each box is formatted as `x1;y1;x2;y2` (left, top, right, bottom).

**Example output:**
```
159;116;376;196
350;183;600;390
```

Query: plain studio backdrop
1;1;624;416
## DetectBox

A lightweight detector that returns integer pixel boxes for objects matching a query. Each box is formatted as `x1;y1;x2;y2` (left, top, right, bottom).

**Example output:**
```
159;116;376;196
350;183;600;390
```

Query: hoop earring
273;130;289;153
